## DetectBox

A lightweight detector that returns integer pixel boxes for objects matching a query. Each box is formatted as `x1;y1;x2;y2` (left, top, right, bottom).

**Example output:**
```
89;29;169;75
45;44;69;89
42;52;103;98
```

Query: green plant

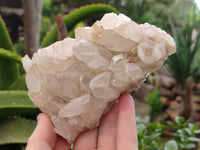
69;22;85;38
137;122;166;150
14;42;25;56
40;16;52;42
137;117;199;150
164;140;178;150
167;117;200;149
166;10;200;119
0;16;20;90
145;88;163;121
166;12;200;86
41;4;119;47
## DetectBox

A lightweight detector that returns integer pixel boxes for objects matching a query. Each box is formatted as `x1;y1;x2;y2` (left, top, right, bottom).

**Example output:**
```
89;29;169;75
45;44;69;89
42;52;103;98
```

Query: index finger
117;93;138;150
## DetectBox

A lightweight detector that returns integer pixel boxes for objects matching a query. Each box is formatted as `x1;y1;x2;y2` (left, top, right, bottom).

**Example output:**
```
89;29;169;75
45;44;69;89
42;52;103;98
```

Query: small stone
192;95;200;103
133;83;154;100
160;88;174;98
194;122;200;128
22;13;176;143
160;75;175;88
193;112;200;121
161;97;169;106
172;85;182;95
169;101;180;110
170;110;179;119
175;96;182;103
196;83;200;89
166;109;179;119
193;102;200;111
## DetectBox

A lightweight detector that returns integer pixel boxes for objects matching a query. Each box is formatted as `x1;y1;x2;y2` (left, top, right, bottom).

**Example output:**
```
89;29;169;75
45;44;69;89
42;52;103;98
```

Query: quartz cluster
22;13;176;143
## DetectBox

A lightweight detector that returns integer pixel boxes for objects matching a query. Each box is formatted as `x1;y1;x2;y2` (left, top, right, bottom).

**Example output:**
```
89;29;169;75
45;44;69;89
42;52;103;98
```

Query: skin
26;93;138;150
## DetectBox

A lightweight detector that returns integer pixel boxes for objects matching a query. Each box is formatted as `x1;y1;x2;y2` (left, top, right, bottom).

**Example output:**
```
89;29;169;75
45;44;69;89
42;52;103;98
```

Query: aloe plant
0;118;36;145
8;75;27;90
0;91;40;118
0;48;22;64
0;16;20;90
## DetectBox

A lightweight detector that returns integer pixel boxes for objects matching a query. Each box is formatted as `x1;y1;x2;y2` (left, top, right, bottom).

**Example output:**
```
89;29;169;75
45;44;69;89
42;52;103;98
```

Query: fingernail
127;93;133;100
36;113;42;123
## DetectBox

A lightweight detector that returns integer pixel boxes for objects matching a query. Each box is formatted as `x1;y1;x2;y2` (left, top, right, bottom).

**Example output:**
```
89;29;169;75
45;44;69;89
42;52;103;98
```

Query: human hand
26;93;138;150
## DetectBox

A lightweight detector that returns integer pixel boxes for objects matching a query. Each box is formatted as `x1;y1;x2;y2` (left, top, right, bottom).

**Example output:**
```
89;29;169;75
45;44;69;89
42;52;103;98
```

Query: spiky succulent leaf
0;118;36;144
0;16;20;90
0;91;40;118
41;4;119;48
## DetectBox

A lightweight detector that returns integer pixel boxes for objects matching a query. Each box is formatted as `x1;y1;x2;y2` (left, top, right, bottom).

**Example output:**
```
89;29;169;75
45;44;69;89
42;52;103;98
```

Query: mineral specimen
22;13;176;143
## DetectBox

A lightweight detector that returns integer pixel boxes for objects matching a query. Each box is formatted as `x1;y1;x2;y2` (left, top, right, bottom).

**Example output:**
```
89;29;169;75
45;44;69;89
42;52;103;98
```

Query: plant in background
145;88;163;121
167;117;200;150
137;122;177;150
137;117;200;150
166;16;200;86
41;4;119;48
137;122;165;150
0;16;20;90
166;9;200;119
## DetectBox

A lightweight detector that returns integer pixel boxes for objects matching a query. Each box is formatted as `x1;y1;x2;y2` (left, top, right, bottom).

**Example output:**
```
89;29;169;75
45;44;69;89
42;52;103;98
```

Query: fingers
97;102;118;150
117;93;138;150
73;128;98;150
54;135;71;150
26;113;58;150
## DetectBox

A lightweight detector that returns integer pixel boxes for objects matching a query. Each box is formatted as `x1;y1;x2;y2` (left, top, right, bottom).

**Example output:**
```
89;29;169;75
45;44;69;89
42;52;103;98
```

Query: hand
26;93;138;150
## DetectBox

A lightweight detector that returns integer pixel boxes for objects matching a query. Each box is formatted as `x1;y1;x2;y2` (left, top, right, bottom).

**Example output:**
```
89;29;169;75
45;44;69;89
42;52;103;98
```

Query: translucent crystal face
22;13;176;143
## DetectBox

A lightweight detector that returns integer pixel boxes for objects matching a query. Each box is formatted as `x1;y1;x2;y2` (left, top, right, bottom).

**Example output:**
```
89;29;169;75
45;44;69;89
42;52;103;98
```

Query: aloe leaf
0;16;20;90
0;48;22;64
0;16;14;51
41;4;119;48
69;22;86;38
8;75;27;90
0;58;20;90
0;118;36;144
0;91;40;118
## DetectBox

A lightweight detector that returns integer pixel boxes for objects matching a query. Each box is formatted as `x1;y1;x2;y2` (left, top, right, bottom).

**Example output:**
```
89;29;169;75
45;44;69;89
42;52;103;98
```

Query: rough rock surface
22;13;176;143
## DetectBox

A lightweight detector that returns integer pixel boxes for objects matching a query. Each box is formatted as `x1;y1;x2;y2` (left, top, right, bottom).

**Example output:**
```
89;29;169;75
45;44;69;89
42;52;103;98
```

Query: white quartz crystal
22;13;176;143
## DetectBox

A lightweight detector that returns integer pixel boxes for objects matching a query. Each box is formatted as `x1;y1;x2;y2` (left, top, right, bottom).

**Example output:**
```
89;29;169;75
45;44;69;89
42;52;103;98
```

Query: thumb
26;113;57;150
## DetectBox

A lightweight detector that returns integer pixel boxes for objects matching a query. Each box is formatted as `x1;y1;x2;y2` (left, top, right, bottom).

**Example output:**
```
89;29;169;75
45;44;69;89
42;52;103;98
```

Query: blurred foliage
52;0;198;31
43;0;62;19
137;122;166;149
145;88;163;121
69;22;86;38
14;42;25;56
40;16;52;43
41;4;118;47
138;117;200;150
167;117;200;149
167;10;200;86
